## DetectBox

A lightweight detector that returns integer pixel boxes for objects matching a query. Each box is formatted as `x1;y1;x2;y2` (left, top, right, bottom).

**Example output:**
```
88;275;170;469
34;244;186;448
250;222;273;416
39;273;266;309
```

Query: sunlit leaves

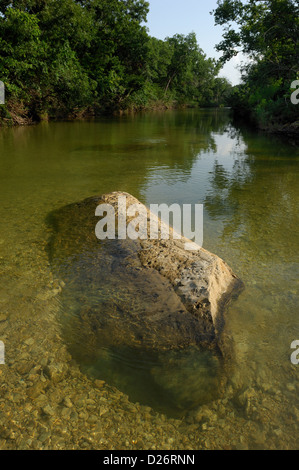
213;0;299;126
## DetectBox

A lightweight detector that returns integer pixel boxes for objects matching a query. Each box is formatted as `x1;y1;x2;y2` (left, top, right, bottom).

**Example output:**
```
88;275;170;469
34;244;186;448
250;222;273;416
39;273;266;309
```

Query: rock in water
47;192;243;356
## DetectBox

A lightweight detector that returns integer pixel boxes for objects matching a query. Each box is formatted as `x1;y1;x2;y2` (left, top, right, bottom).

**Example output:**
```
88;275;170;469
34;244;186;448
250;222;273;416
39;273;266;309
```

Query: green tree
0;0;233;123
81;0;149;109
0;8;45;101
163;33;199;95
213;0;299;126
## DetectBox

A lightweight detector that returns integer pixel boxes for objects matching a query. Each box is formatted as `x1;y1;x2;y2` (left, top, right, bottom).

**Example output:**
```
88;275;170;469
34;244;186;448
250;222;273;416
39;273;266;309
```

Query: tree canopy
0;0;232;123
213;0;299;128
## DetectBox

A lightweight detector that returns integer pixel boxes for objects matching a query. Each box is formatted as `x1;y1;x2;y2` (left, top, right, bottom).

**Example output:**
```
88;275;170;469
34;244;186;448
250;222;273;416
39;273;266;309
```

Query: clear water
0;109;299;442
49;233;224;417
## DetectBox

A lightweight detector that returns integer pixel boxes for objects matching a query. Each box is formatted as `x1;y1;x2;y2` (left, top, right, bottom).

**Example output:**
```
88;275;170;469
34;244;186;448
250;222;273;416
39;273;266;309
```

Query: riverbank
0;99;222;127
231;109;299;138
260;120;299;137
1;101;298;139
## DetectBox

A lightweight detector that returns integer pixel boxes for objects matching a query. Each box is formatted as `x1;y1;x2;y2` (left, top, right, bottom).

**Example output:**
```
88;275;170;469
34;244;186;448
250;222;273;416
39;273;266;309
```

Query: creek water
0;109;298;445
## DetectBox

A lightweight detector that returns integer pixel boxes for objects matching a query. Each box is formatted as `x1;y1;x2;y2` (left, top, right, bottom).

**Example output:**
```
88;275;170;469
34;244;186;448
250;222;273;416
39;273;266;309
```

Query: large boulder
47;191;243;355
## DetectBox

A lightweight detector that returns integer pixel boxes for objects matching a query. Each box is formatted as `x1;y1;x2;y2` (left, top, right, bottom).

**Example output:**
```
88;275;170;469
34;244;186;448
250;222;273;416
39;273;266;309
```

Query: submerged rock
47;191;243;354
47;191;243;414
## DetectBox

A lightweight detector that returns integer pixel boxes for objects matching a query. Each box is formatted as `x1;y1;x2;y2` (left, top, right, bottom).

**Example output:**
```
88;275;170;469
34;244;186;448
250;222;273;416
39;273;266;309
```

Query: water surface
0;109;298;445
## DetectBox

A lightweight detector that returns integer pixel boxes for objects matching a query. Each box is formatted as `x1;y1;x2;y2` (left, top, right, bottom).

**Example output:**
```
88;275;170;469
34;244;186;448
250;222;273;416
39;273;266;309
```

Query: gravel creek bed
0;211;299;450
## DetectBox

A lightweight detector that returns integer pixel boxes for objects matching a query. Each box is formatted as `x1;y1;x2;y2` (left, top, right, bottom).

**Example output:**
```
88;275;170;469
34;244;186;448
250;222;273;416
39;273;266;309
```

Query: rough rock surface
47;191;243;355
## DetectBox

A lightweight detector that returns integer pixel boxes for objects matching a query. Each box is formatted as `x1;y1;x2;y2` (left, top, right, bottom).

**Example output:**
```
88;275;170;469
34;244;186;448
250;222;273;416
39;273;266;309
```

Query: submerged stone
47;191;242;353
46;192;243;413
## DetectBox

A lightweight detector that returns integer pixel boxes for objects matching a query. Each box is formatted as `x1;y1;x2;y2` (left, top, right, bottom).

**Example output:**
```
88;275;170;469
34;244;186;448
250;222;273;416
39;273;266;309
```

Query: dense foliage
0;0;231;123
213;0;299;129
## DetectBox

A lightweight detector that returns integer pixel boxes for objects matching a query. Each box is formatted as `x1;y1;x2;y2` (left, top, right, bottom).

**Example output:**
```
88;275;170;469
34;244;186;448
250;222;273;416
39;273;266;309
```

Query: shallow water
0;109;299;447
49;232;223;417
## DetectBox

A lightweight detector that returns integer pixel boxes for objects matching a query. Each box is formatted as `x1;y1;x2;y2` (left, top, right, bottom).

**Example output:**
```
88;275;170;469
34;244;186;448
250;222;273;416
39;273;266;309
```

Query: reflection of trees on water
74;109;231;171
0;109;234;207
71;110;234;191
204;126;299;262
222;123;246;146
